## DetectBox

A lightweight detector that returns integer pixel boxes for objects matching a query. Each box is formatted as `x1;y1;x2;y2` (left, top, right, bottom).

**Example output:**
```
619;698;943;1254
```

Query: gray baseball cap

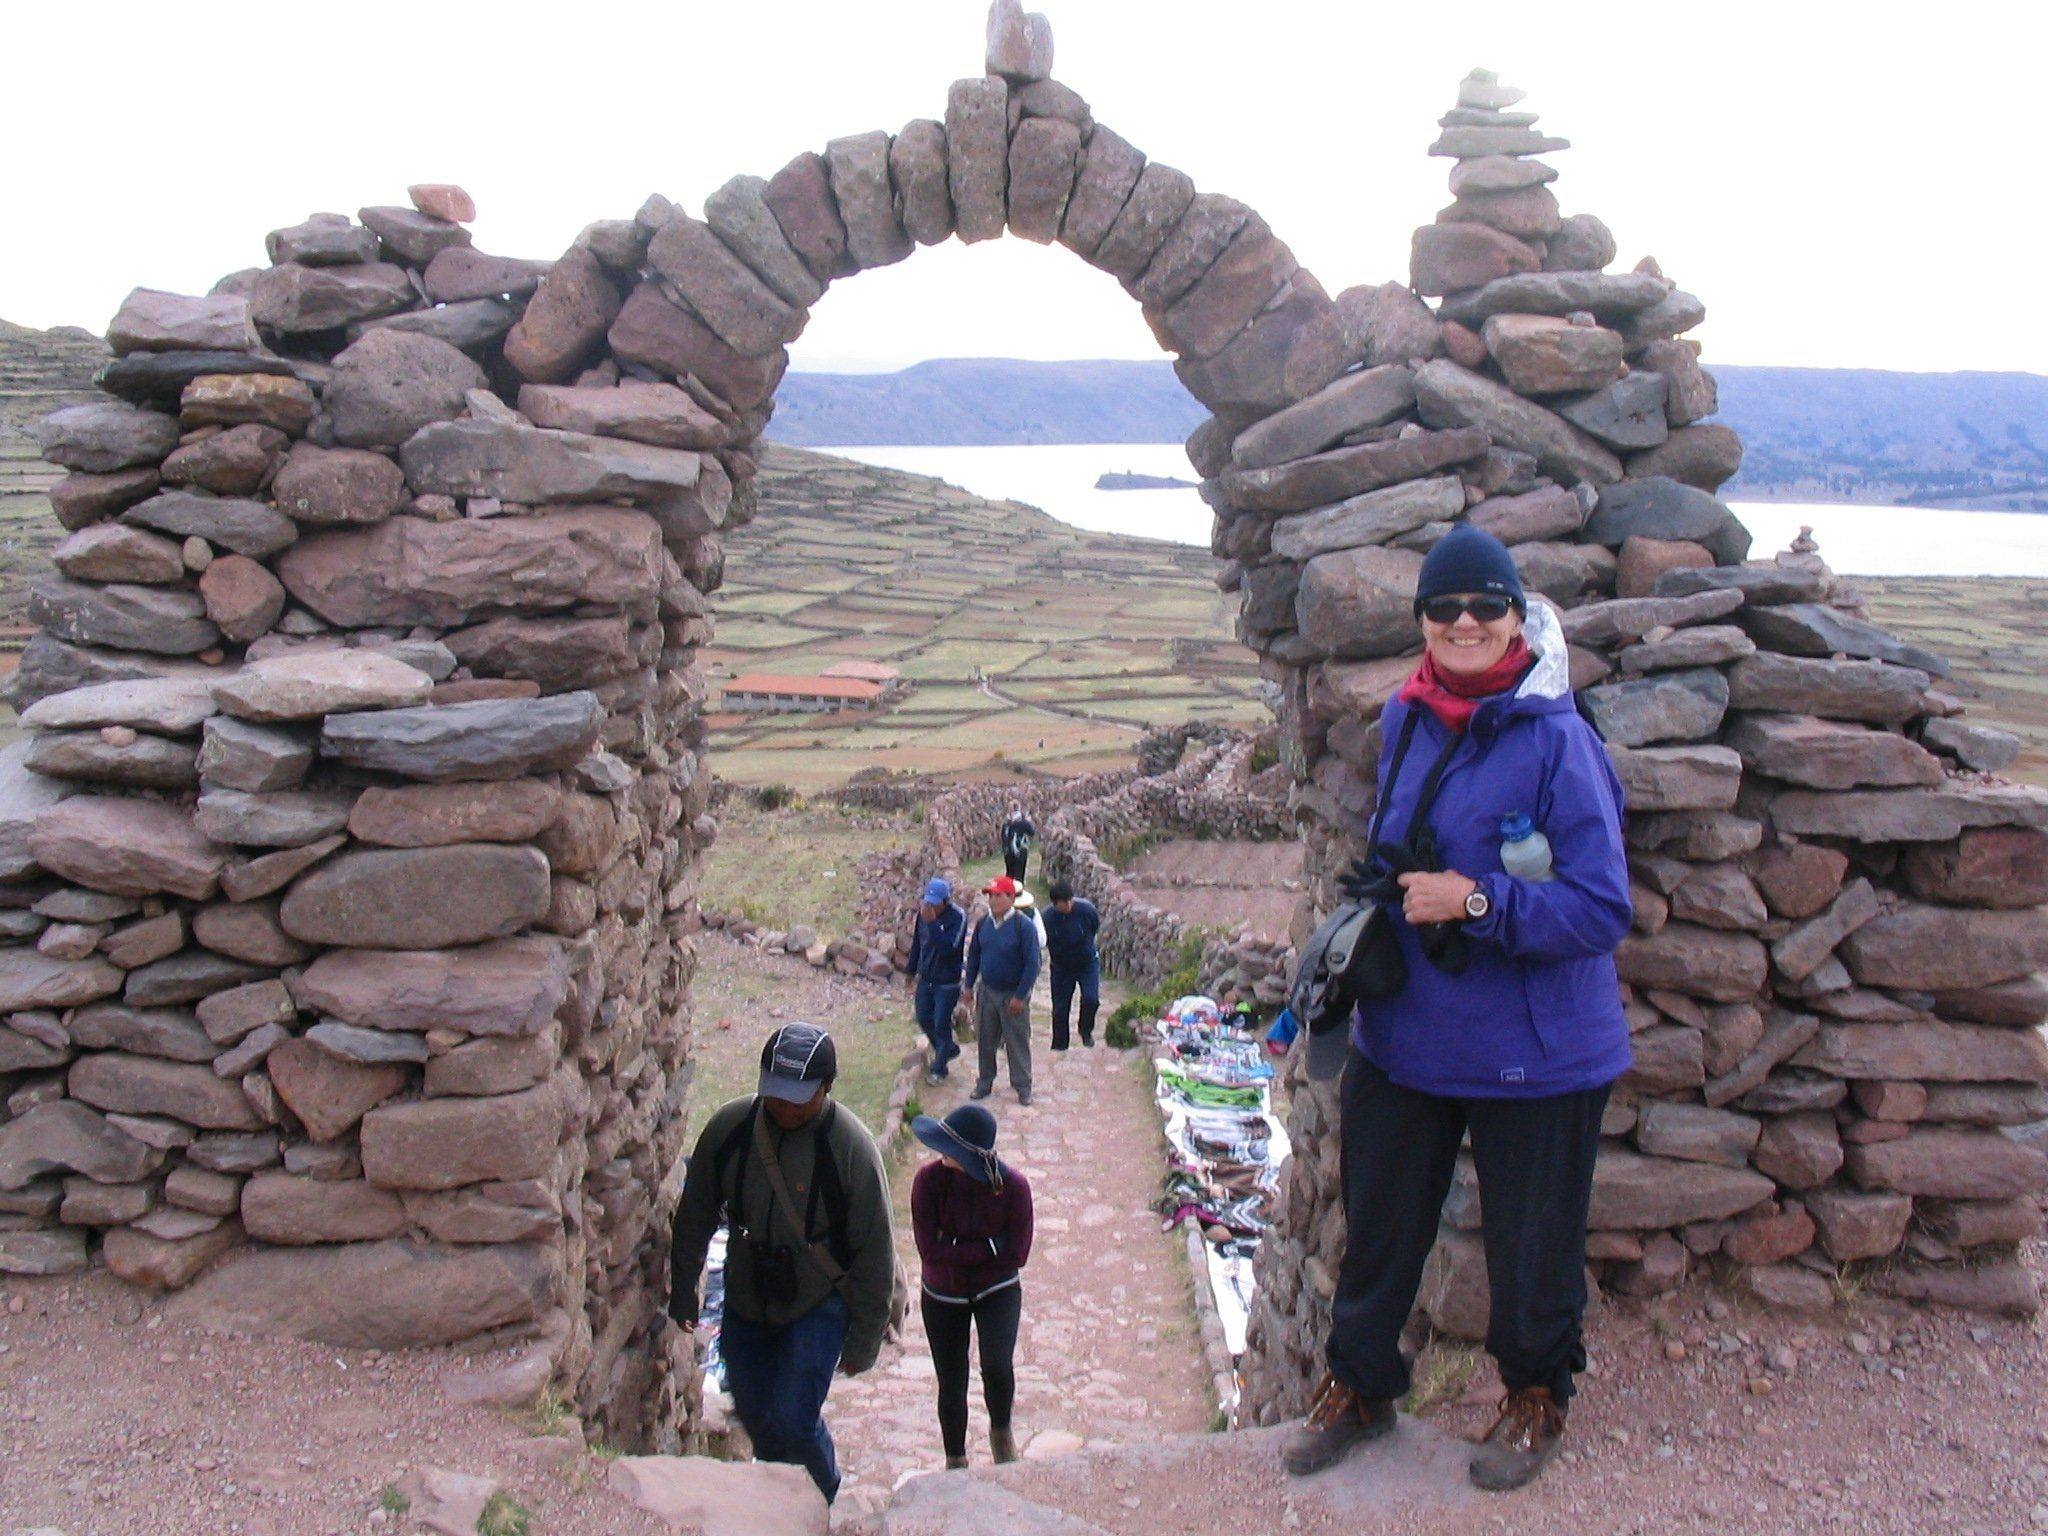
758;1023;837;1103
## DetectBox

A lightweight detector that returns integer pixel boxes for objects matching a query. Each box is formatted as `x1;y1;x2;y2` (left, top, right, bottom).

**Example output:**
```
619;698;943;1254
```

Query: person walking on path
1000;801;1035;882
910;1104;1034;1469
1281;525;1632;1494
1042;878;1102;1050
904;877;967;1084
669;1024;897;1502
964;875;1039;1105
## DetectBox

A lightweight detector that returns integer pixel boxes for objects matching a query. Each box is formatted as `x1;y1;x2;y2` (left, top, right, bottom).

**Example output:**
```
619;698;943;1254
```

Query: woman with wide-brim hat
1282;524;1633;1492
910;1103;1034;1468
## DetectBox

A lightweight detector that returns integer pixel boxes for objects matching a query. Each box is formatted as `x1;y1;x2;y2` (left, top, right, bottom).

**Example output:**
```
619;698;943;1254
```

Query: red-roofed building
721;673;890;714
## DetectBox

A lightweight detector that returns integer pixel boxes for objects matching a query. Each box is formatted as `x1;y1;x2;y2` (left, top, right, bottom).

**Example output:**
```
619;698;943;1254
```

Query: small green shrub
1103;932;1207;1048
751;783;802;811
377;1485;410;1516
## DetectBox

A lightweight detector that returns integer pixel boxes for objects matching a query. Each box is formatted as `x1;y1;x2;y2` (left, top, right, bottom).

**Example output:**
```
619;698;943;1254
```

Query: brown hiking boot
990;1426;1018;1464
1468;1387;1567;1491
1282;1374;1396;1476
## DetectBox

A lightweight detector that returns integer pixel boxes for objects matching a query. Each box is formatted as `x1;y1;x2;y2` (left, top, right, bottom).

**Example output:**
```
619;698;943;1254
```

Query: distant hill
772;358;2048;511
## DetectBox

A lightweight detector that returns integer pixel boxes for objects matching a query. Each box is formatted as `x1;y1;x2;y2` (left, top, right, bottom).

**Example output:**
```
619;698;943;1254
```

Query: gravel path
828;1040;1218;1525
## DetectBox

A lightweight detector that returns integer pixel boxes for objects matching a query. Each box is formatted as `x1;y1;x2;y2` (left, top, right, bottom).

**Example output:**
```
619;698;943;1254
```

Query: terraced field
711;445;1262;789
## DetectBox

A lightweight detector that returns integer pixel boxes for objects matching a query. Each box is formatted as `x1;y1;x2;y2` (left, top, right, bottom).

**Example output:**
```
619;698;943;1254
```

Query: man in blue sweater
1042;879;1102;1050
964;875;1040;1105
903;878;967;1084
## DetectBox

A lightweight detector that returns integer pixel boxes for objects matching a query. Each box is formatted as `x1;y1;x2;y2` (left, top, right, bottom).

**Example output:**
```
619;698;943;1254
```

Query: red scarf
1397;637;1534;734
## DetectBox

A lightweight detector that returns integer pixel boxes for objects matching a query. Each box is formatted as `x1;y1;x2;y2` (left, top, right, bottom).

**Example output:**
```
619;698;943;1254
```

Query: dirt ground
955;1239;2048;1536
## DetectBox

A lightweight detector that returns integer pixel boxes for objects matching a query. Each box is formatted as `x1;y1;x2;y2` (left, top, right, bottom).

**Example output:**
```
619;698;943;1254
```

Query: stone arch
6;0;2042;1454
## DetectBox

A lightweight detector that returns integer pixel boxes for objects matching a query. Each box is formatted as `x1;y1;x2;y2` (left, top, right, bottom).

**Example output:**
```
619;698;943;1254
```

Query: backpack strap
751;1100;849;1286
714;1099;760;1230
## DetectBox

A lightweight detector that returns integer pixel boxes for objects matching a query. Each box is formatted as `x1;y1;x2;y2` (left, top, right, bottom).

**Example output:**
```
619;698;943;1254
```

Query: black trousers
1049;962;1099;1049
1328;1052;1607;1405
1003;849;1028;881
921;1283;1022;1459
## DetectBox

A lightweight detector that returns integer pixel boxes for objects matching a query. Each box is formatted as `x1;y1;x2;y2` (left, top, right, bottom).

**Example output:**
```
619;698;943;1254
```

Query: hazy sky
9;0;2041;376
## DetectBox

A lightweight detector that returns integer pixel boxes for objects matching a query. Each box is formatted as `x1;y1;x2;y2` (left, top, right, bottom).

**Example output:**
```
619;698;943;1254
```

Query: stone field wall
0;0;2042;1442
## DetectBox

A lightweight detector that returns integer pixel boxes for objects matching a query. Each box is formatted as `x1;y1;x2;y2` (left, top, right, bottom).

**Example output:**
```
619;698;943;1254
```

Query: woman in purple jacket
1282;525;1633;1494
910;1104;1034;1469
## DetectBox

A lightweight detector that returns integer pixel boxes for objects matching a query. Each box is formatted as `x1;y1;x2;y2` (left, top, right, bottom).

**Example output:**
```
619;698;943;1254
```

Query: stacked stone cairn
1234;72;2048;1421
0;0;2039;1439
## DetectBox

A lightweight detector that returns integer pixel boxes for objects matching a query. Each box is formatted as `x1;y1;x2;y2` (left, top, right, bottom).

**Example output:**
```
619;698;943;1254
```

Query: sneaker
969;1084;993;1101
1016;1090;1033;1106
1468;1387;1567;1492
989;1426;1018;1464
1281;1375;1396;1476
925;1068;946;1085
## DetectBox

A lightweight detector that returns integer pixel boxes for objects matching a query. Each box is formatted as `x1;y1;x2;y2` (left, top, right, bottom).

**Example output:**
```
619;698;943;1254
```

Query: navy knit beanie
1413;524;1525;616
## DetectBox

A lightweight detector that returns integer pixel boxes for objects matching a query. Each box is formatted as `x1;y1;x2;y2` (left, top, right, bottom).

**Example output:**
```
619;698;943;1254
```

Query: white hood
1515;596;1573;704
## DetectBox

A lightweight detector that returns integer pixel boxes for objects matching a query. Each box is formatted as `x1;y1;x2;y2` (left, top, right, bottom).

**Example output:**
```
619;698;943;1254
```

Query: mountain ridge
771;358;2048;511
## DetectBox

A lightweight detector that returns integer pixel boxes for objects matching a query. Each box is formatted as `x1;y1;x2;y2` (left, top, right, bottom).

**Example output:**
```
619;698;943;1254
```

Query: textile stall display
1149;995;1292;1394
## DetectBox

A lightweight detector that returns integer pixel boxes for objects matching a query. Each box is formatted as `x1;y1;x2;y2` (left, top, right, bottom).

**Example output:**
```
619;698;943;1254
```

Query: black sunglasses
1418;594;1515;625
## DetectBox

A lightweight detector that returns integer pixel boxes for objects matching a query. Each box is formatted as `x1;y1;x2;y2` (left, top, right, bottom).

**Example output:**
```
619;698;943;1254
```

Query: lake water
816;442;2048;578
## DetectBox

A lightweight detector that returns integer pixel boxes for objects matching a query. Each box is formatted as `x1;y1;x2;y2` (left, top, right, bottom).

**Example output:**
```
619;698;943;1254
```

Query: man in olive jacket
669;1024;895;1502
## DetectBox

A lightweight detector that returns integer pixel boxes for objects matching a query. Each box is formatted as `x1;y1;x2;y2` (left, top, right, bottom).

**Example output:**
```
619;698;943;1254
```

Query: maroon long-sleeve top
911;1159;1034;1301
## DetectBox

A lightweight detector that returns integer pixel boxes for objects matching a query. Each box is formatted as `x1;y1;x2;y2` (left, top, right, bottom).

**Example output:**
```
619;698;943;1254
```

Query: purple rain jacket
1350;599;1635;1098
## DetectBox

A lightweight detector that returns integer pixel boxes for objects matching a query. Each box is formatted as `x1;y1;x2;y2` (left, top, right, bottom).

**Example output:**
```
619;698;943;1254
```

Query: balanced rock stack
1232;76;2048;1421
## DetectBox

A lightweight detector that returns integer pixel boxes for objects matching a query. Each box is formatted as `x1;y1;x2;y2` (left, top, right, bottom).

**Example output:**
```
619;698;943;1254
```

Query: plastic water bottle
1499;812;1554;882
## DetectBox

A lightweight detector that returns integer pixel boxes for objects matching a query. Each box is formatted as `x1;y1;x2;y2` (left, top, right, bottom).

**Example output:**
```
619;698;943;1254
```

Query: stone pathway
823;998;1218;1525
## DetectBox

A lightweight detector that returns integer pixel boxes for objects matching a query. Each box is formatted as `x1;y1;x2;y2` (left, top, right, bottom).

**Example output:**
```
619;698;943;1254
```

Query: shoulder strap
714;1100;758;1221
1363;707;1424;859
751;1101;848;1286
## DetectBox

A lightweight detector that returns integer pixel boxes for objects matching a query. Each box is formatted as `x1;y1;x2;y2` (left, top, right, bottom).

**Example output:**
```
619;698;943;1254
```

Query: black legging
921;1283;1022;1459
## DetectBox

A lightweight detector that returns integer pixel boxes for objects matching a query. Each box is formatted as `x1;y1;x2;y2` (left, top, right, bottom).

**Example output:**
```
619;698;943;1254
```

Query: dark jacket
964;909;1040;1000
1001;814;1035;862
912;1160;1033;1301
669;1095;896;1373
906;900;967;986
1041;897;1101;974
1351;600;1633;1099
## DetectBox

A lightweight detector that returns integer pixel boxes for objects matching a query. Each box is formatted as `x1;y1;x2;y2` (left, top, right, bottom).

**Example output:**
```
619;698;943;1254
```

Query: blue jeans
915;979;961;1073
720;1291;849;1501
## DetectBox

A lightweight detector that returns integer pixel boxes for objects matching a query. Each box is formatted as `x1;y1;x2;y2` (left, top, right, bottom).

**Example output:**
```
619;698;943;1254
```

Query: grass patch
1102;931;1208;1048
377;1485;410;1516
1400;1340;1483;1414
477;1491;531;1536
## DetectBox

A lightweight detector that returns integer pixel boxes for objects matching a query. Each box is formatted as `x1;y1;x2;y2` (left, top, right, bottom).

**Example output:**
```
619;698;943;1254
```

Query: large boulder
275;507;663;628
1723;713;1942;790
359;1075;571;1191
28;576;218;656
1839;903;2048;991
1413;360;1622;485
1583;478;1750;565
1294;547;1424;660
69;1052;263;1130
280;845;552;948
0;1101;163;1189
348;778;562;848
36;401;181;472
325;330;487;448
320;692;605;782
29;795;228;899
397;418;707;511
168;1238;552;1347
501;246;623;383
211;649;434;722
107;289;260;355
1589;1148;1774;1230
290;937;569;1037
266;1038;406;1142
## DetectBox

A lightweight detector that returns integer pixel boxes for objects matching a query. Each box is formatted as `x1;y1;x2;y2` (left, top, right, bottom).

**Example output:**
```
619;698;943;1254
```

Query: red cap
982;875;1022;896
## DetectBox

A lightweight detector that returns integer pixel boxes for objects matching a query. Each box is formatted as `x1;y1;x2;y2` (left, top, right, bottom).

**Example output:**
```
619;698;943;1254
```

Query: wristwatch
1463;886;1491;922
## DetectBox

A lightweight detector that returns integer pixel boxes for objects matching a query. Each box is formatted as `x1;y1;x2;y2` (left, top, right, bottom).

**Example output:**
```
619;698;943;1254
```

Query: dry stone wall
0;1;2040;1444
